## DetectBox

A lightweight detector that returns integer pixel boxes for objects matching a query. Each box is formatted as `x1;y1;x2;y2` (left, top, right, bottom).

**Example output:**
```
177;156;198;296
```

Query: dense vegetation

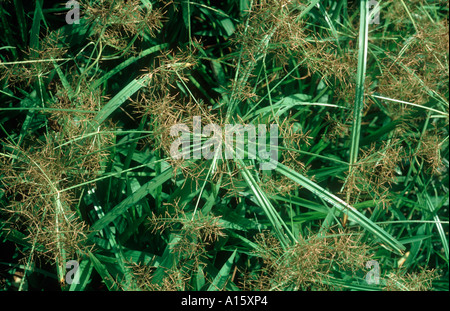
0;0;448;291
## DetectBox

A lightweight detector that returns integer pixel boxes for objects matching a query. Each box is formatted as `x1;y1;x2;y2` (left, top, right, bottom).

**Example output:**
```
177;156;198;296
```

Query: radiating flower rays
169;116;279;170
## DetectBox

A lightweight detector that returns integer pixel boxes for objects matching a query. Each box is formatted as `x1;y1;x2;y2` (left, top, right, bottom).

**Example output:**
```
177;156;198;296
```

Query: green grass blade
68;258;93;291
236;159;296;249
94;75;150;125
423;187;449;263
92;44;168;89
349;0;370;166
88;251;119;291
150;234;182;286
87;167;172;240
52;58;75;100
207;249;237;291
29;0;43;57
13;0;27;44
274;162;406;254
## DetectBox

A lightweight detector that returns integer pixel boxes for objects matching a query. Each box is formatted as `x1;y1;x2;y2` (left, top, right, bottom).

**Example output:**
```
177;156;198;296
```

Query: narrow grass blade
29;0;43;57
370;94;447;116
274;162;405;254
237;159;296;249
150;234;182;286
92;44;168;89
52;58;75;100
88;251;119;290
87;167;172;240
316;2;342;54
94;75;150;125
87;187;137;290
13;0;27;44
349;0;370;166
423;189;449;263
207;249;237;291
68;259;93;291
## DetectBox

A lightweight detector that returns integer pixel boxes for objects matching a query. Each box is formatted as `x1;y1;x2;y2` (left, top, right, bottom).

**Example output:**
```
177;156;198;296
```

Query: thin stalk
343;0;369;225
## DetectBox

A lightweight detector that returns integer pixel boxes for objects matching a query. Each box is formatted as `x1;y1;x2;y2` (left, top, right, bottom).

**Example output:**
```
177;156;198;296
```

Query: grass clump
245;230;372;291
0;0;448;291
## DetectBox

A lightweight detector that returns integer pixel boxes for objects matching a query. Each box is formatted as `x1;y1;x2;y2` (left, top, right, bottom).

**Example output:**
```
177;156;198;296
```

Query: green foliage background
0;0;448;291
